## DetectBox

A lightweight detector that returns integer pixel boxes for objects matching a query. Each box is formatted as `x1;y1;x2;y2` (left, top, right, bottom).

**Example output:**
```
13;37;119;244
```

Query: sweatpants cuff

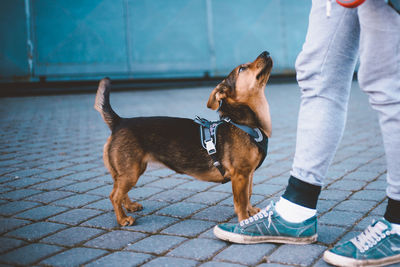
384;198;400;224
282;176;321;209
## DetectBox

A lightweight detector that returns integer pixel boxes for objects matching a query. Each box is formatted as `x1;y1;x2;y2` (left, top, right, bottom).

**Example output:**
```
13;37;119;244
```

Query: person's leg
214;0;360;243
277;0;360;223
324;1;400;266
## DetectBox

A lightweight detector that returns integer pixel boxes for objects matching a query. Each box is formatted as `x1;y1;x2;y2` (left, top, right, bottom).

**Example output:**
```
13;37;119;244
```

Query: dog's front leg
247;173;260;216
231;173;251;222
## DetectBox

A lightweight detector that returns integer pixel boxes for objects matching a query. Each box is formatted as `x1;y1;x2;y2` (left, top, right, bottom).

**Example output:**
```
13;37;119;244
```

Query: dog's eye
238;66;246;73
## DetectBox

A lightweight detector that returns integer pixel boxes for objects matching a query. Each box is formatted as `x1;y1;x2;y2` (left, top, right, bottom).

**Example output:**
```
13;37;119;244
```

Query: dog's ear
207;83;231;110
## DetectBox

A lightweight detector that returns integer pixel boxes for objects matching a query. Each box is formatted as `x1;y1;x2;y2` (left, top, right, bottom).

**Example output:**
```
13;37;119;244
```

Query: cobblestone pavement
0;81;391;266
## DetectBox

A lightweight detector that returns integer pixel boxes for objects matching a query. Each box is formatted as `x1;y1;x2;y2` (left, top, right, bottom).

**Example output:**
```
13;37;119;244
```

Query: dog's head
207;51;273;137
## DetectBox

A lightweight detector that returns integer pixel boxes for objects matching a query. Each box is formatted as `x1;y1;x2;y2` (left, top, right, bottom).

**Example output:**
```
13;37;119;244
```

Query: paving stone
257;263;290;267
199;262;246;267
85;230;147;250
52;194;102;208
334;199;377;213
83;198;113;211
30;179;76;190
0;237;27;253
185;191;230;205
175;180;215;192
25;190;74;203
319;210;364;227
2;177;47;188
146;168;176;177
214;243;276;265
129;186;164;200
149;189;196;202
208;183;232;193
86;251;153;266
63;181;103;193
252;184;284;196
0;201;40;216
192;206;236;222
7;168;46;178
41;226;105;246
125;234;186;254
81;212;121;229
319;189;352;201
86;184;113;197
0;188;42;200
317;224;347;244
350;189;386;201
146;177;187;189
40;247;108;266
48;208;103;225
156;202;207;218
167;238;227;260
135;200;170;216
199;228;219;239
63;170;99;181
131;215;179;233
328;179;367;191
39;170;74;179
0;243;63;265
5;222;67;241
161;219;215;237
219;194;264;207
0;217;30;234
142;256;198;267
15;205;68;220
267;244;326;266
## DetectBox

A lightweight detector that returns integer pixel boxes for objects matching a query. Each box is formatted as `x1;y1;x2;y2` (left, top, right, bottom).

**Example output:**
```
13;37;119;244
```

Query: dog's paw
125;202;143;212
119;216;135;226
247;206;261;216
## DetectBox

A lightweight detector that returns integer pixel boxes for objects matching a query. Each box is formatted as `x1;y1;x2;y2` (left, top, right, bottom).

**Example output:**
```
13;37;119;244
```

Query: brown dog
95;51;273;226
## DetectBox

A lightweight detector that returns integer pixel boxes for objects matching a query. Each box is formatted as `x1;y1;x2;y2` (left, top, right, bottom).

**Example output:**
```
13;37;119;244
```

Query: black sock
384;197;400;224
281;176;321;209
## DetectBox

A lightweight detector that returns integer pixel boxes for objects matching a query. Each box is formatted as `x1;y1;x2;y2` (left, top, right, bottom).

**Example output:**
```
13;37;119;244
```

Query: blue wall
0;0;310;82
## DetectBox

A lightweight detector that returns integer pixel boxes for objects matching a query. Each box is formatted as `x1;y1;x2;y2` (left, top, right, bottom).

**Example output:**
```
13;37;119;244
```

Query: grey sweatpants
291;0;400;201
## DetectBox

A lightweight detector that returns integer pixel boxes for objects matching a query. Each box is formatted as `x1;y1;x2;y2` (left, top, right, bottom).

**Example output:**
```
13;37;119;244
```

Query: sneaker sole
213;225;318;245
323;250;400;267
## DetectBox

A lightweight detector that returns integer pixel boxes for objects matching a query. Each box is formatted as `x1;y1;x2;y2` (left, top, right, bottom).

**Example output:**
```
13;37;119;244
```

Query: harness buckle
205;140;216;155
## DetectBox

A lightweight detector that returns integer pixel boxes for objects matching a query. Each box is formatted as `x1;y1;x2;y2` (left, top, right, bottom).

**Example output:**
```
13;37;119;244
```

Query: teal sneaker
323;219;400;267
213;201;318;244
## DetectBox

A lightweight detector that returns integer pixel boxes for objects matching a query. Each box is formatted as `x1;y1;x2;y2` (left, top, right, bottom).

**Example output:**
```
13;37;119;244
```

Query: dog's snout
261;51;270;58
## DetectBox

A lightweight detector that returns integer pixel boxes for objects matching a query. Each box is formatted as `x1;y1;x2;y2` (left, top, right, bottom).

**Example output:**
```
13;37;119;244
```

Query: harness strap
194;116;268;184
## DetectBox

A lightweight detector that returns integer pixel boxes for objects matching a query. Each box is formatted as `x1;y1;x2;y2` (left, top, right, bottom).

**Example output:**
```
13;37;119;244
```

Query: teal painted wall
0;0;311;82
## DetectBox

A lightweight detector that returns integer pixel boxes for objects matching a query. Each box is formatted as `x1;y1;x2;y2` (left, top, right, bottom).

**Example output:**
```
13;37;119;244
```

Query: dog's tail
94;78;120;130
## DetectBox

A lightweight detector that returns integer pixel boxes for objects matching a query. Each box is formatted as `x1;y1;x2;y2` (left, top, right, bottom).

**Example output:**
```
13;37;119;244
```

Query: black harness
194;116;268;184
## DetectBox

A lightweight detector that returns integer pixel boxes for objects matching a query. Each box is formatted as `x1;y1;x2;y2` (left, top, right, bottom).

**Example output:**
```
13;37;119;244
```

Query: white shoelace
239;205;274;227
351;221;395;253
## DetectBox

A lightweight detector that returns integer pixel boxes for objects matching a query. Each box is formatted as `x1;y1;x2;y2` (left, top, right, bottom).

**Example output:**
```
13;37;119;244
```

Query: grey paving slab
125;234;187;254
15;205;69;220
0;217;31;234
214;243;276;265
5;222;67;241
84;230;147;250
156;202;207;218
86;251;153;267
0;237;27;254
267;244;327;266
167;238;228;260
0;243;64;265
48;208;103;225
40;247;108;267
41;226;105;246
161;219;215;237
142;256;198;267
0;201;40;216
